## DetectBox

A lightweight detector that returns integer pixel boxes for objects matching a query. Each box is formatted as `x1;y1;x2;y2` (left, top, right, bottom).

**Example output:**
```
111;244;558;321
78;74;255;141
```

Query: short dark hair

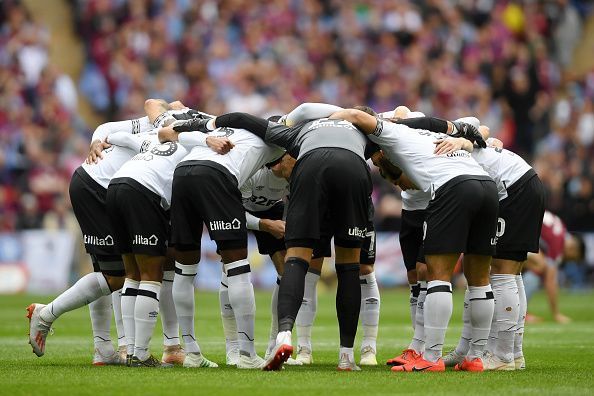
353;105;377;117
267;115;282;123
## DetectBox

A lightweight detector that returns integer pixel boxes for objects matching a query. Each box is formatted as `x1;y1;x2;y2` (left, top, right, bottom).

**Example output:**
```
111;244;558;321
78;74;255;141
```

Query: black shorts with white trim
106;178;170;256
494;169;545;261
424;175;499;256
285;148;372;249
170;161;247;252
249;202;286;256
399;209;427;272
70;167;121;258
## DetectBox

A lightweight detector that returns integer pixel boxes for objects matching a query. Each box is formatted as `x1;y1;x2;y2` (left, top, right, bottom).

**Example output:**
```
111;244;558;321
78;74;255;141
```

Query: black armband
216;112;269;139
397;117;449;134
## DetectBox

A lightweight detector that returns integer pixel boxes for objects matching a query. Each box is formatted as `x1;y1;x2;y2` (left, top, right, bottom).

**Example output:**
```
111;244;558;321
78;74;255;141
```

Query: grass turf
1;288;592;395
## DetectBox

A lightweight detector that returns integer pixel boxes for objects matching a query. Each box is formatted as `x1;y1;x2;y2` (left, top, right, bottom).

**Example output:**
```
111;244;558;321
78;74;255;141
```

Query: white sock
121;279;139;356
409;283;419;330
360;272;380;352
467;284;495;360
423;280;452;362
268;277;281;353
514;274;527;358
226;259;256;357
491;274;518;362
89;294;114;355
409;281;427;353
160;270;180;347
40;272;111;323
219;272;238;355
173;262;200;353
296;270;319;351
339;346;354;362
112;290;126;347
134;281;161;361
454;288;471;356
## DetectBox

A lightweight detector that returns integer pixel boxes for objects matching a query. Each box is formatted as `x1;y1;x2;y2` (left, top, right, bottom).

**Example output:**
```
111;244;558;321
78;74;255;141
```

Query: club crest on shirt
211;127;234;138
151;141;178;156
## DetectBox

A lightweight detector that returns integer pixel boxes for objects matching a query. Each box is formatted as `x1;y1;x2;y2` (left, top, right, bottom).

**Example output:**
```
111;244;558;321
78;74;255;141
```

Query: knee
105;275;125;291
175;249;201;265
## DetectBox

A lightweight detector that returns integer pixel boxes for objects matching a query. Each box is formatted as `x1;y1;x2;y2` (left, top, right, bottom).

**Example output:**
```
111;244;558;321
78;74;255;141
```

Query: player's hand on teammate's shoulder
450;121;487;148
260;219;285;239
206;136;235;154
433;137;466;155
86;139;112;164
158;125;178;143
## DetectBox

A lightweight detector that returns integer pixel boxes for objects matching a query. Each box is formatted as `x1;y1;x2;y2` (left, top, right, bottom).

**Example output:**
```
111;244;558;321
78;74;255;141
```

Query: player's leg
131;254;165;366
388;209;426;366
90;258;127;365
265;250;285;360
121;255;140;364
359;224;380;366
27;270;119;357
484;258;521;370
455;179;498;372
293;256;322;365
160;255;183;365
220;247;261;369
111;290;126;359
394;178;493;373
170;165;218;368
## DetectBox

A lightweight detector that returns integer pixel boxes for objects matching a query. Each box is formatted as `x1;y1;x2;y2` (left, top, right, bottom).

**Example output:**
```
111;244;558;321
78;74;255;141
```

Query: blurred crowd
1;0;594;234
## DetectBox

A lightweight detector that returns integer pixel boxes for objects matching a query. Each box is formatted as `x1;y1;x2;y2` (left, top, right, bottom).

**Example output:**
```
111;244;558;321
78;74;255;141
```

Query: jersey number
496;217;506;238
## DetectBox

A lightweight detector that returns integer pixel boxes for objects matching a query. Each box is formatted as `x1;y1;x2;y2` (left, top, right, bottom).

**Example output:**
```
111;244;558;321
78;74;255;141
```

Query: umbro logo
148;311;158;318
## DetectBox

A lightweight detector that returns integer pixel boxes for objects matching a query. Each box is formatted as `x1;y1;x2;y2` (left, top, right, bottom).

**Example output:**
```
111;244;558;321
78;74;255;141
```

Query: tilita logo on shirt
84;235;114;246
209;218;241;231
133;234;158;246
347;226;367;238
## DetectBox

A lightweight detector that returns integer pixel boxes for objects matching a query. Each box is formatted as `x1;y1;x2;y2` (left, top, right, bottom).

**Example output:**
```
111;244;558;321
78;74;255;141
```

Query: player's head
353;105;378;117
267;115;283;123
393;105;410;120
267;153;296;180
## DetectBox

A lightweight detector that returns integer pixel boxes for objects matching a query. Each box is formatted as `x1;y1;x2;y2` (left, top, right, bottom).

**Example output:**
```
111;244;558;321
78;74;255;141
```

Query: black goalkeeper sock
278;257;309;333
336;263;361;348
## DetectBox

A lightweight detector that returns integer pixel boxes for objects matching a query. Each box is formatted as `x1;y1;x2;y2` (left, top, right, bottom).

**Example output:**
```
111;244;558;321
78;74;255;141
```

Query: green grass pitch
1;288;593;395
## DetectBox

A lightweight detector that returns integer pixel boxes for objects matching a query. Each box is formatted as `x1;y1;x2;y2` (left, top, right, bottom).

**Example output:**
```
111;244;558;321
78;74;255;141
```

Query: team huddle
26;99;545;372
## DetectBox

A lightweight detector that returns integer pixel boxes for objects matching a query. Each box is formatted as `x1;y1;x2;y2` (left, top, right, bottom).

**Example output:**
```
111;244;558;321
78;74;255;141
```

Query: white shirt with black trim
180;127;284;188
471;146;533;201
401;189;431;211
240;168;288;213
369;120;489;195
112;134;190;209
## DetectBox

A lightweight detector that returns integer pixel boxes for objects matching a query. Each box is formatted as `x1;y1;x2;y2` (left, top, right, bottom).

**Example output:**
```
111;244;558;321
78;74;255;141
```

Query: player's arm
87;118;150;163
106;132;146;152
284;102;343;126
245;211;286;239
433;137;475;155
157;126;234;155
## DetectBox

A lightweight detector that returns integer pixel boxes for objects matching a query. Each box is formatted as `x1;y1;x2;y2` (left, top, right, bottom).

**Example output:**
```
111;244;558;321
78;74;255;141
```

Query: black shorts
249;202;286;255
170;161;247;251
69;167;120;259
106;178;170;256
285;148;372;249
399;209;427;272
494;170;545;261
424;176;499;256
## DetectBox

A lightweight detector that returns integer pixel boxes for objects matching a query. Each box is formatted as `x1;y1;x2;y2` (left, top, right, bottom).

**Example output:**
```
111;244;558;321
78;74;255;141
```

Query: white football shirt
180;127;285;187
369;121;489;196
240;168;288;212
471;146;533;201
